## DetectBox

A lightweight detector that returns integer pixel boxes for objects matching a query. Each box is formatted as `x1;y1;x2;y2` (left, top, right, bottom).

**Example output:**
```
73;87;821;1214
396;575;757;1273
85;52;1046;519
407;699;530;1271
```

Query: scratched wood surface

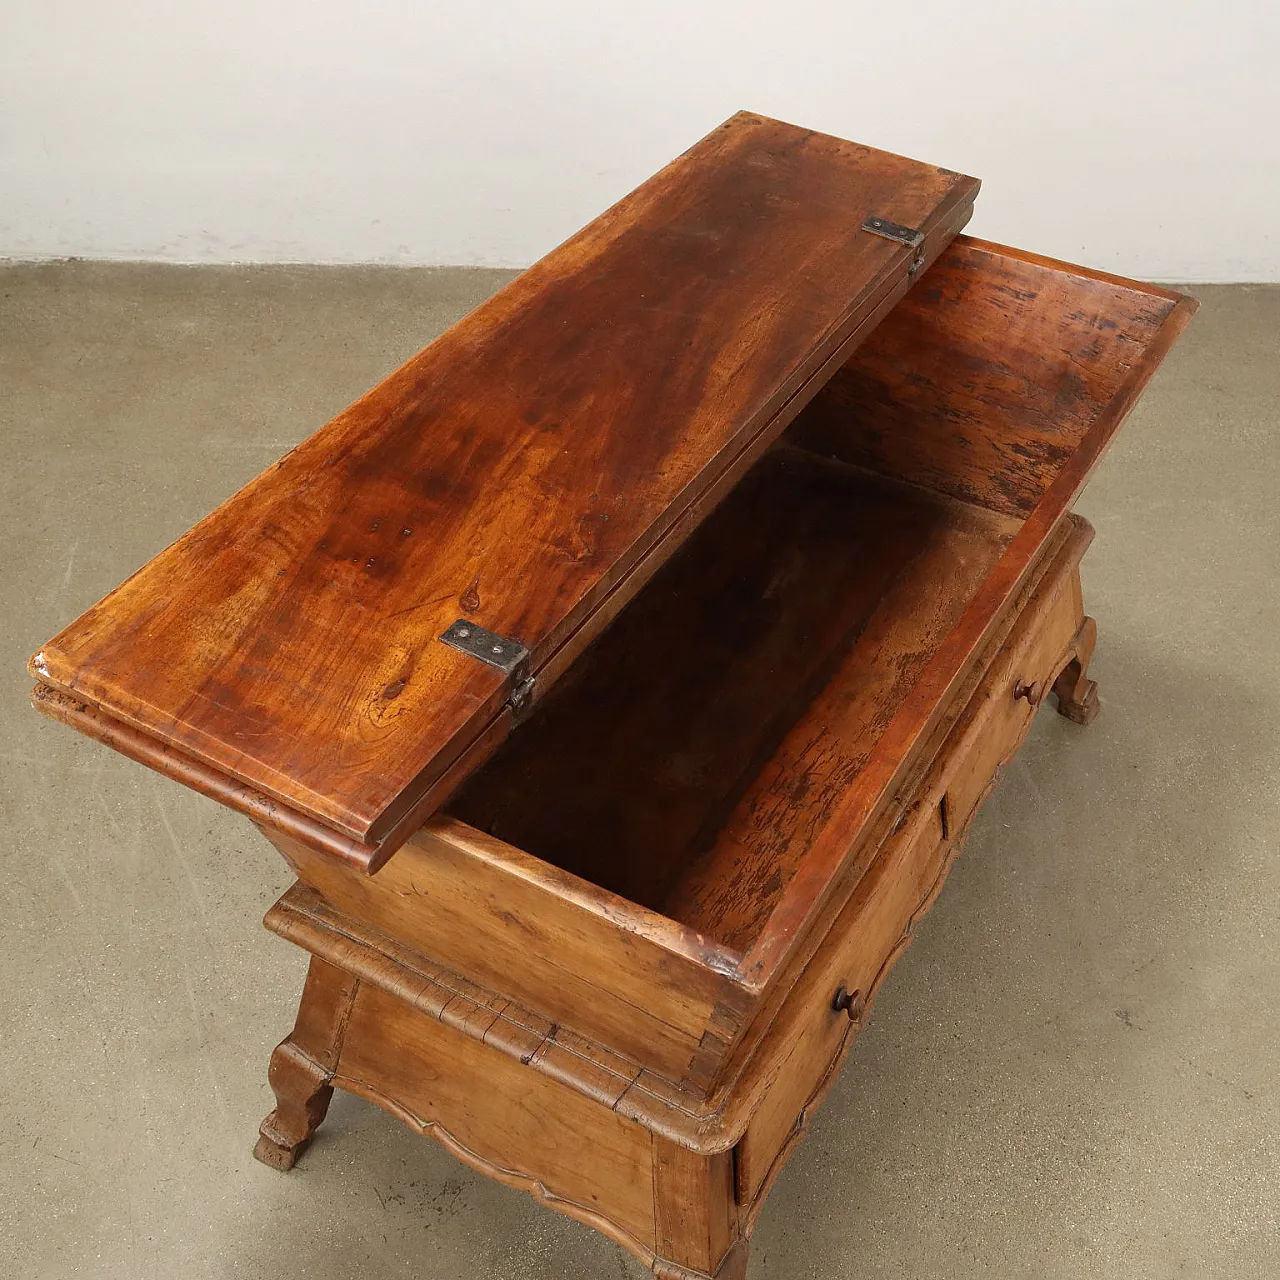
792;236;1190;515
448;447;1018;948
449;239;1196;969
28;112;978;852
733;239;1196;983
256;524;1093;1271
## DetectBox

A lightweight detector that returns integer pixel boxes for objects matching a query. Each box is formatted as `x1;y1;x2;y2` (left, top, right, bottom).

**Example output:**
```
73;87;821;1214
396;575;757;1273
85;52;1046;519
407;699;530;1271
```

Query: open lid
30;112;979;872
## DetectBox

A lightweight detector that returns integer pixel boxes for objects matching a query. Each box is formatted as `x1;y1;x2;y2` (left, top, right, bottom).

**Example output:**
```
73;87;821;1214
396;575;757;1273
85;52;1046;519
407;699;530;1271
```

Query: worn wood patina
29;115;1195;1280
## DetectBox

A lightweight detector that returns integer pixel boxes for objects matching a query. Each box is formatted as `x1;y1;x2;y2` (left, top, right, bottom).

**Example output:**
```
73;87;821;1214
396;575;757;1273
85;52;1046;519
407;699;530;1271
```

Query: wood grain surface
260;516;1098;1151
793;237;1191;514
266;817;748;1083
257;531;1099;1268
733;239;1196;985
29;112;978;854
449;448;1020;952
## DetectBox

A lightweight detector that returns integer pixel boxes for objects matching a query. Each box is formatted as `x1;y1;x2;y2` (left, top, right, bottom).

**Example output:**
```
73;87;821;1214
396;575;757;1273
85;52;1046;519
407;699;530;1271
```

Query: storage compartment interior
446;237;1185;956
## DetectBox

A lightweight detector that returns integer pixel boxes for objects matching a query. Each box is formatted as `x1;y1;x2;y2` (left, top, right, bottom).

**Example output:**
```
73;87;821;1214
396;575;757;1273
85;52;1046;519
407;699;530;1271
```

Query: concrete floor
1;262;1277;1280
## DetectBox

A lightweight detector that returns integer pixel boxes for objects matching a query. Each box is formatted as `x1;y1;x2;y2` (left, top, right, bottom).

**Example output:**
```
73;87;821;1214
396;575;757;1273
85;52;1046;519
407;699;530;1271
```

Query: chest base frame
251;518;1100;1280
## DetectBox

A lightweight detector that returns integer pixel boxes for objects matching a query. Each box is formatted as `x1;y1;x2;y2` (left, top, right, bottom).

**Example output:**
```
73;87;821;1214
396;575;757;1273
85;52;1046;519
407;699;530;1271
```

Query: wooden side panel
335;981;658;1256
736;805;947;1207
266;819;749;1084
793;236;1187;516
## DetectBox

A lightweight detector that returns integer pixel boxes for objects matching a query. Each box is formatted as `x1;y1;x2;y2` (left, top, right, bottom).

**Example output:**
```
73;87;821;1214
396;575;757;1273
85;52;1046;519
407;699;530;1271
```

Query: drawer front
737;802;947;1208
946;683;1034;833
735;542;1088;1210
946;568;1083;832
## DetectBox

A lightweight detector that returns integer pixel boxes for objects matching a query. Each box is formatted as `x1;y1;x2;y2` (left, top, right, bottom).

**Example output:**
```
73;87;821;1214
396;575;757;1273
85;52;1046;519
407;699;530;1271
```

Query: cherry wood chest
29;114;1194;1278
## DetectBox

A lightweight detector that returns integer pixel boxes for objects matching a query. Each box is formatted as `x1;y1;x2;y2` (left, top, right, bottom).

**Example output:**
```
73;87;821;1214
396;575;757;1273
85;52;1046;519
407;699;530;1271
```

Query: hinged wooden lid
30;112;979;871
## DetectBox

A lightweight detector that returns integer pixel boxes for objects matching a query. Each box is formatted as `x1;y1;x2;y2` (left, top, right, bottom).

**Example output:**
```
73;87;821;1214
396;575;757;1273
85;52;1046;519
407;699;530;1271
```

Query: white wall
3;0;1278;280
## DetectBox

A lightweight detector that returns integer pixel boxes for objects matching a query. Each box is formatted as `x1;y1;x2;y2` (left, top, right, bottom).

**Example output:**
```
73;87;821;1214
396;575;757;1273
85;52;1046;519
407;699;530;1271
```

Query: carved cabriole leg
651;1142;747;1280
1048;564;1100;726
254;955;359;1170
1053;620;1101;724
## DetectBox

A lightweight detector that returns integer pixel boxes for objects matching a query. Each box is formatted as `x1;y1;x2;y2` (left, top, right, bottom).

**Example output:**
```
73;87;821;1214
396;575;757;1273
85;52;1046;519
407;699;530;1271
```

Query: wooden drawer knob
832;985;866;1022
1014;679;1042;705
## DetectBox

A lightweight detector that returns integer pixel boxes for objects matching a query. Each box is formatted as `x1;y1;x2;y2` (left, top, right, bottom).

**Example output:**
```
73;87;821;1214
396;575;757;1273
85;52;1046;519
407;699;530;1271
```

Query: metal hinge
439;618;535;720
507;672;535;719
863;215;927;278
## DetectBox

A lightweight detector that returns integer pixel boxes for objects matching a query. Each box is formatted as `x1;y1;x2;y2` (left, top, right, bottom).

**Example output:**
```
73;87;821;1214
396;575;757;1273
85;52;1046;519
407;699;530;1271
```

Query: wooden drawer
736;802;947;1206
946;559;1084;832
258;236;1189;1105
733;519;1091;1210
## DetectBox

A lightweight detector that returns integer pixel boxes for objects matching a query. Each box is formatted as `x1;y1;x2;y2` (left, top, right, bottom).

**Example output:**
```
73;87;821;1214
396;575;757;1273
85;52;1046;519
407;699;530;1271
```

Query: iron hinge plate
439;618;535;719
862;215;924;248
439;619;529;673
863;215;927;278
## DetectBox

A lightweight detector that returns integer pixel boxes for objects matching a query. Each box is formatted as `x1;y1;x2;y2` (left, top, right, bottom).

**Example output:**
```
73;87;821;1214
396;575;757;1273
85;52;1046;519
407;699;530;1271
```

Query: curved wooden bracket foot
1052;615;1101;726
253;1129;306;1172
1054;672;1100;725
254;1041;334;1171
653;1238;750;1280
252;954;359;1172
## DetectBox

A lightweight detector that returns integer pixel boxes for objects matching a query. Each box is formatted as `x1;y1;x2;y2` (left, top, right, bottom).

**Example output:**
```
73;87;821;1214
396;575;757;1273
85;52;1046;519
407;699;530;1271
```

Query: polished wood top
30;112;978;854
